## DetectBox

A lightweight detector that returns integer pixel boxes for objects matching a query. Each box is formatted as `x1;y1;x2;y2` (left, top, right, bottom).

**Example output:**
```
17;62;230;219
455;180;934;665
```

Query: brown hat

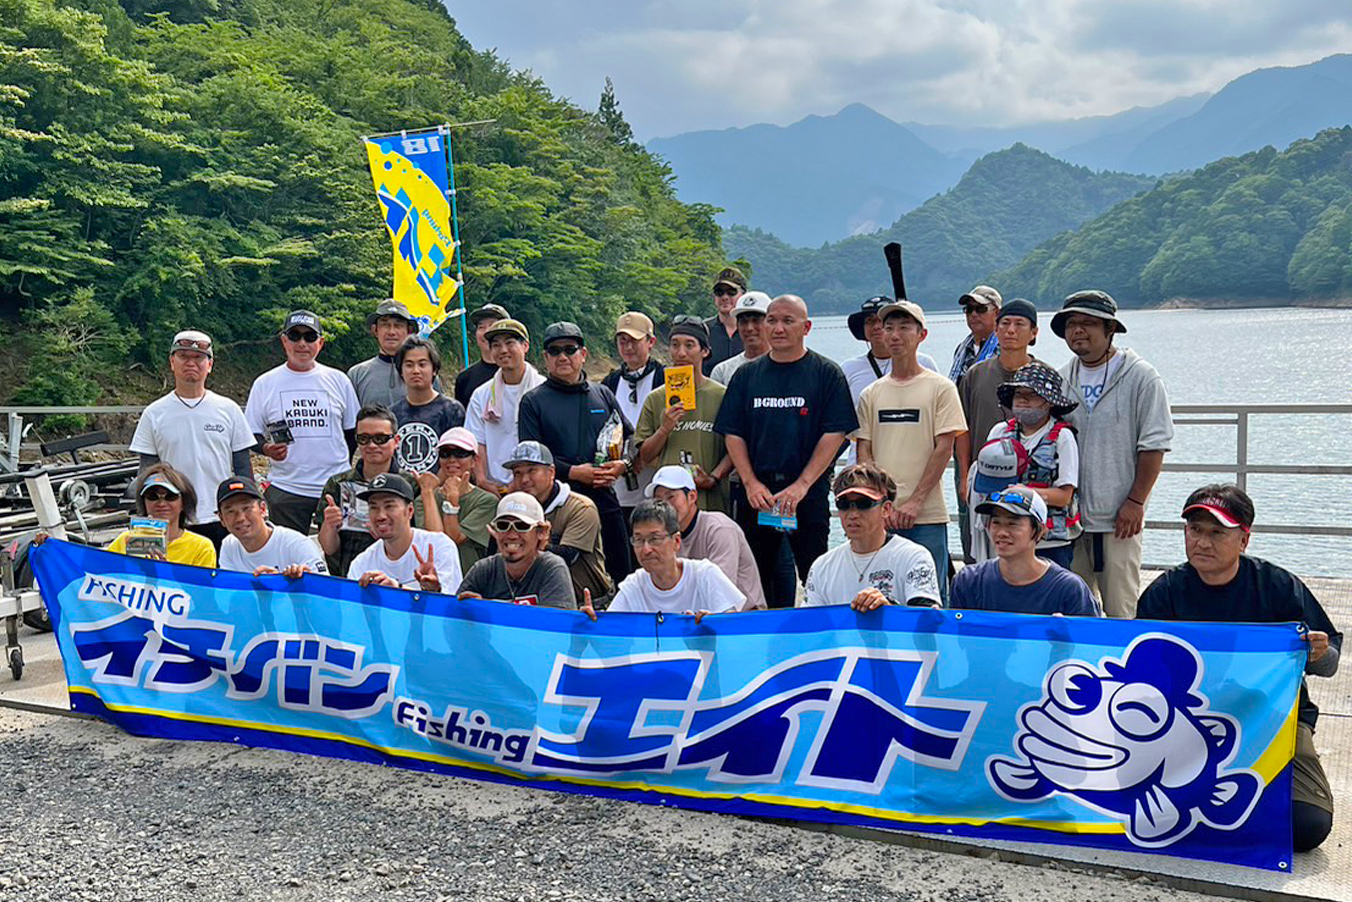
615;311;654;340
959;285;1003;309
713;267;747;292
484;318;528;343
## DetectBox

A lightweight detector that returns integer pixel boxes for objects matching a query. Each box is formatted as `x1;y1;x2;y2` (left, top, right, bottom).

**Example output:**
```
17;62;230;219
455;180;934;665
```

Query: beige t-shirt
855;370;966;525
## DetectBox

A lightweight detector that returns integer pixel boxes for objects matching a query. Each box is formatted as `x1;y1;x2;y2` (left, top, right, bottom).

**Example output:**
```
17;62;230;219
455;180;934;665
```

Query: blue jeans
893;523;950;606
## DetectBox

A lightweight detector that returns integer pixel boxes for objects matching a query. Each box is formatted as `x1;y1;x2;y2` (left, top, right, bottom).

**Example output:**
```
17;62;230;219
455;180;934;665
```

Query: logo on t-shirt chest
752;396;808;415
878;408;921;424
396;422;440;473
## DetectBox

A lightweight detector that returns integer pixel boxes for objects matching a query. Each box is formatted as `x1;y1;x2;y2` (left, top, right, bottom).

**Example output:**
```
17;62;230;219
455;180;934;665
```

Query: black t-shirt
1137;556;1343;728
703;315;742;376
391;394;466;473
454;359;498;408
713;350;858;500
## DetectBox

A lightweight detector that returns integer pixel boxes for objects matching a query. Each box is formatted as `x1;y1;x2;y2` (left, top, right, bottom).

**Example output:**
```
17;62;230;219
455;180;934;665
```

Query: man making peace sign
348;473;462;593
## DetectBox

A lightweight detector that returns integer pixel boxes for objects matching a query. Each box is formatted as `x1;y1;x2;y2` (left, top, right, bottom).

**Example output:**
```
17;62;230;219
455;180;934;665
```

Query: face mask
1012;407;1049;428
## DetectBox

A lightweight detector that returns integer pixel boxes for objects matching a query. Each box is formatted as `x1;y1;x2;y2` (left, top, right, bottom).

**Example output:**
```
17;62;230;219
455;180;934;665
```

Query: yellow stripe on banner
71;686;1125;835
1250;697;1301;783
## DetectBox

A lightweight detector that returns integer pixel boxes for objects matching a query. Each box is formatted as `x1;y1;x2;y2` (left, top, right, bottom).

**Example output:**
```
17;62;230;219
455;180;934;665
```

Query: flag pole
439;124;470;370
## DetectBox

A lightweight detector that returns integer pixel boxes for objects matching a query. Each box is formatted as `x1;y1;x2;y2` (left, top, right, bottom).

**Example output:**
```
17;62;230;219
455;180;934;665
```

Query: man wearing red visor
1137;483;1341;853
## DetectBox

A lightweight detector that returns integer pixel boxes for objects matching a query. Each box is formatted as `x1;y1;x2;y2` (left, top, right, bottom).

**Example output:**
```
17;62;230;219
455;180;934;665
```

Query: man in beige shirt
856;300;966;604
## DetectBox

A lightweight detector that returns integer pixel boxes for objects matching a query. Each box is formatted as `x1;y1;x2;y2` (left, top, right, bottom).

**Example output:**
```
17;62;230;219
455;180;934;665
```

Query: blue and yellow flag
364;129;459;333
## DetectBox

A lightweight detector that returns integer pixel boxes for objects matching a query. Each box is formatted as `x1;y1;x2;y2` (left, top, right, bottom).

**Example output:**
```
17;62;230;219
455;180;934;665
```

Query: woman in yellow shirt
107;465;217;568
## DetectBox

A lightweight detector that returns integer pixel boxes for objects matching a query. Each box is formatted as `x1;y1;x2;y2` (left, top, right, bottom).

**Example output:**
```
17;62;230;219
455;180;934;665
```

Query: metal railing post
1235;410;1248;492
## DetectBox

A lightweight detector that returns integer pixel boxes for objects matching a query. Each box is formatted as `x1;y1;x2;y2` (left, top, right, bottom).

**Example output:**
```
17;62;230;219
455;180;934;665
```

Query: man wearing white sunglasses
456;492;576;609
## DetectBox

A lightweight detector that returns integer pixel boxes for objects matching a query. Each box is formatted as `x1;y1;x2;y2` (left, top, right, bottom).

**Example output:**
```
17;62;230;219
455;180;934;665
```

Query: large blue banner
32;540;1304;870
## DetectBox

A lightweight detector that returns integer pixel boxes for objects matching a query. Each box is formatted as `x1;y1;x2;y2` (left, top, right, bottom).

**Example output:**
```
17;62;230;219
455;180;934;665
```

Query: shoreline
1142;297;1352;311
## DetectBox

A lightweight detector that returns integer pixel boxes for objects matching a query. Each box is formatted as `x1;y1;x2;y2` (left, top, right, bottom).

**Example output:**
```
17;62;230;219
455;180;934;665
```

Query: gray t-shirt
348;355;443;410
458;552;577;610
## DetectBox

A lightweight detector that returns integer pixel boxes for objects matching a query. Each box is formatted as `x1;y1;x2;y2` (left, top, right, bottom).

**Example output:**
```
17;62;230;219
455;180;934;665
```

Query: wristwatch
441;501;460;515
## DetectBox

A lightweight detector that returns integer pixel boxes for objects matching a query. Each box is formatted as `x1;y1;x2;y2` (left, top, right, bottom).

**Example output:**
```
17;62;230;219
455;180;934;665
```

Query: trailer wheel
8;646;23;680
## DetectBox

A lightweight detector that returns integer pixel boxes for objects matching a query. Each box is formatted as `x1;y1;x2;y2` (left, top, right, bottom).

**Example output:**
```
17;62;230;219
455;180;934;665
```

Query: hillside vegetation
997;127;1352;307
0;0;726;407
724;145;1154;313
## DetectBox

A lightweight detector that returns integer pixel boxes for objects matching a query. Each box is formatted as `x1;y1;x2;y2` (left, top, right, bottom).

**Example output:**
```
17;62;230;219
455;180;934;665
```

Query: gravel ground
0;709;1211;902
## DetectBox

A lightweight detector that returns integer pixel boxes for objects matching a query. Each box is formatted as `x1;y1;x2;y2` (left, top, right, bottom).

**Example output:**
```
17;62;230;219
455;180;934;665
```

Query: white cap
437;426;478;453
495;491;547;527
644;465;696;497
733;291;773;318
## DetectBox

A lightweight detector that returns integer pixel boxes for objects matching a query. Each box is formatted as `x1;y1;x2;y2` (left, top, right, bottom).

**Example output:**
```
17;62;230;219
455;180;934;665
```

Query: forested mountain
723;145;1154;313
647;104;968;247
0;0;726;407
996;127;1352;306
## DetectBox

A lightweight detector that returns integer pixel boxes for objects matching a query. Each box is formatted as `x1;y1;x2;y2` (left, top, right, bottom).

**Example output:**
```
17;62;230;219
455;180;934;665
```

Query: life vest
997;418;1082;543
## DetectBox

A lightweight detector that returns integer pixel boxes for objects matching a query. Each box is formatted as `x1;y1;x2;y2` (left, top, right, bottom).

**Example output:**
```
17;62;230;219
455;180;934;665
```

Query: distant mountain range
724;144;1154;314
649;54;1352;248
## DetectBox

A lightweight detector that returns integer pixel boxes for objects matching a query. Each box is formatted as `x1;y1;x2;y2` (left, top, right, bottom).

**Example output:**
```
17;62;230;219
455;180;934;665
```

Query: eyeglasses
355;433;394;445
439;446;474;459
545;345;581;357
713;286;740;298
835;495;882;511
172;338;212;353
630;532;674;548
285;329;320;343
987;491;1032;509
492;518;537;533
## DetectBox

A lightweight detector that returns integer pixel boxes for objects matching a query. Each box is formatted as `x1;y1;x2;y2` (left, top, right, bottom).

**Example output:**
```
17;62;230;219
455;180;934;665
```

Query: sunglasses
143;489;179;503
172;339;212;353
492;518;537;533
545;344;581;357
285;329;320;343
986;490;1033;509
355;433;394;446
963;304;992;314
672;314;704;327
439;446;474;459
835;495;882;511
713;286;740;298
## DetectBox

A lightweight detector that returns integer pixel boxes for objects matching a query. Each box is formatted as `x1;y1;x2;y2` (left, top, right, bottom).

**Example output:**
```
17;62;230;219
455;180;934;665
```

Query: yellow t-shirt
107;529;218;568
855;370;967;525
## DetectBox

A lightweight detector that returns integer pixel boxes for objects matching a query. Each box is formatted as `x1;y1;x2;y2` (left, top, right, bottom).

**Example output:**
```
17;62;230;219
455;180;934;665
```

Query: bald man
714;295;858;607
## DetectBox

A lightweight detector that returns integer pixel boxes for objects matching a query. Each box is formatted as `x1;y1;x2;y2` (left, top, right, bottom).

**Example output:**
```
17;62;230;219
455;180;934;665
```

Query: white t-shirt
219;525;328;575
466;375;529;486
709;352;751;386
612;368;660;507
608;558;744;614
129;391;254;524
803;535;940;607
1077;355;1124;412
345;527;463;593
245;362;360;496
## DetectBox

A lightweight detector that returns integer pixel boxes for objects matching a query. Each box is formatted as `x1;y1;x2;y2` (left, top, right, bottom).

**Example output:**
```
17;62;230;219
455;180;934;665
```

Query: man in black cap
216;476;327;577
633;316;732;512
1053;290;1172;617
1138;484;1340;852
346;472;462;591
517;322;632;587
245;310;360;534
454;303;510;408
703;267;747;375
348;299;442;409
954;297;1040;562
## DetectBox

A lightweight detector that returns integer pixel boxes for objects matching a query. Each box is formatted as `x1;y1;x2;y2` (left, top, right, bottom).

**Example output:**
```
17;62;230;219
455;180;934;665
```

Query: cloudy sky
449;1;1352;139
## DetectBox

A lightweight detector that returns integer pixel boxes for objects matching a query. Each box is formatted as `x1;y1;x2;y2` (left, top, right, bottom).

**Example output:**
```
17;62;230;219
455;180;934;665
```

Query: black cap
997;298;1038;328
847;296;891;341
469;304;510;328
216;476;264;507
282;310;323;335
367;299;417;328
669;316;711;349
1051;290;1126;338
542;321;585;347
356;472;417;502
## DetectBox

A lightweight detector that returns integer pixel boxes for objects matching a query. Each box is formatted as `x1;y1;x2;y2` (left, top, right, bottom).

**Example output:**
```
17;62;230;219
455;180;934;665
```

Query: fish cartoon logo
987;635;1262;847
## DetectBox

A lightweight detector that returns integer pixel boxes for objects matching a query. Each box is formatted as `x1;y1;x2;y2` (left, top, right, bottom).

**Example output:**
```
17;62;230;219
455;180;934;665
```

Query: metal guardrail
4;402;1352;538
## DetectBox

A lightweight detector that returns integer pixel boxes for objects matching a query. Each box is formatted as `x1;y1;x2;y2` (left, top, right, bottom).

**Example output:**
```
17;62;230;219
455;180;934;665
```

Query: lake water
803;306;1352;577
